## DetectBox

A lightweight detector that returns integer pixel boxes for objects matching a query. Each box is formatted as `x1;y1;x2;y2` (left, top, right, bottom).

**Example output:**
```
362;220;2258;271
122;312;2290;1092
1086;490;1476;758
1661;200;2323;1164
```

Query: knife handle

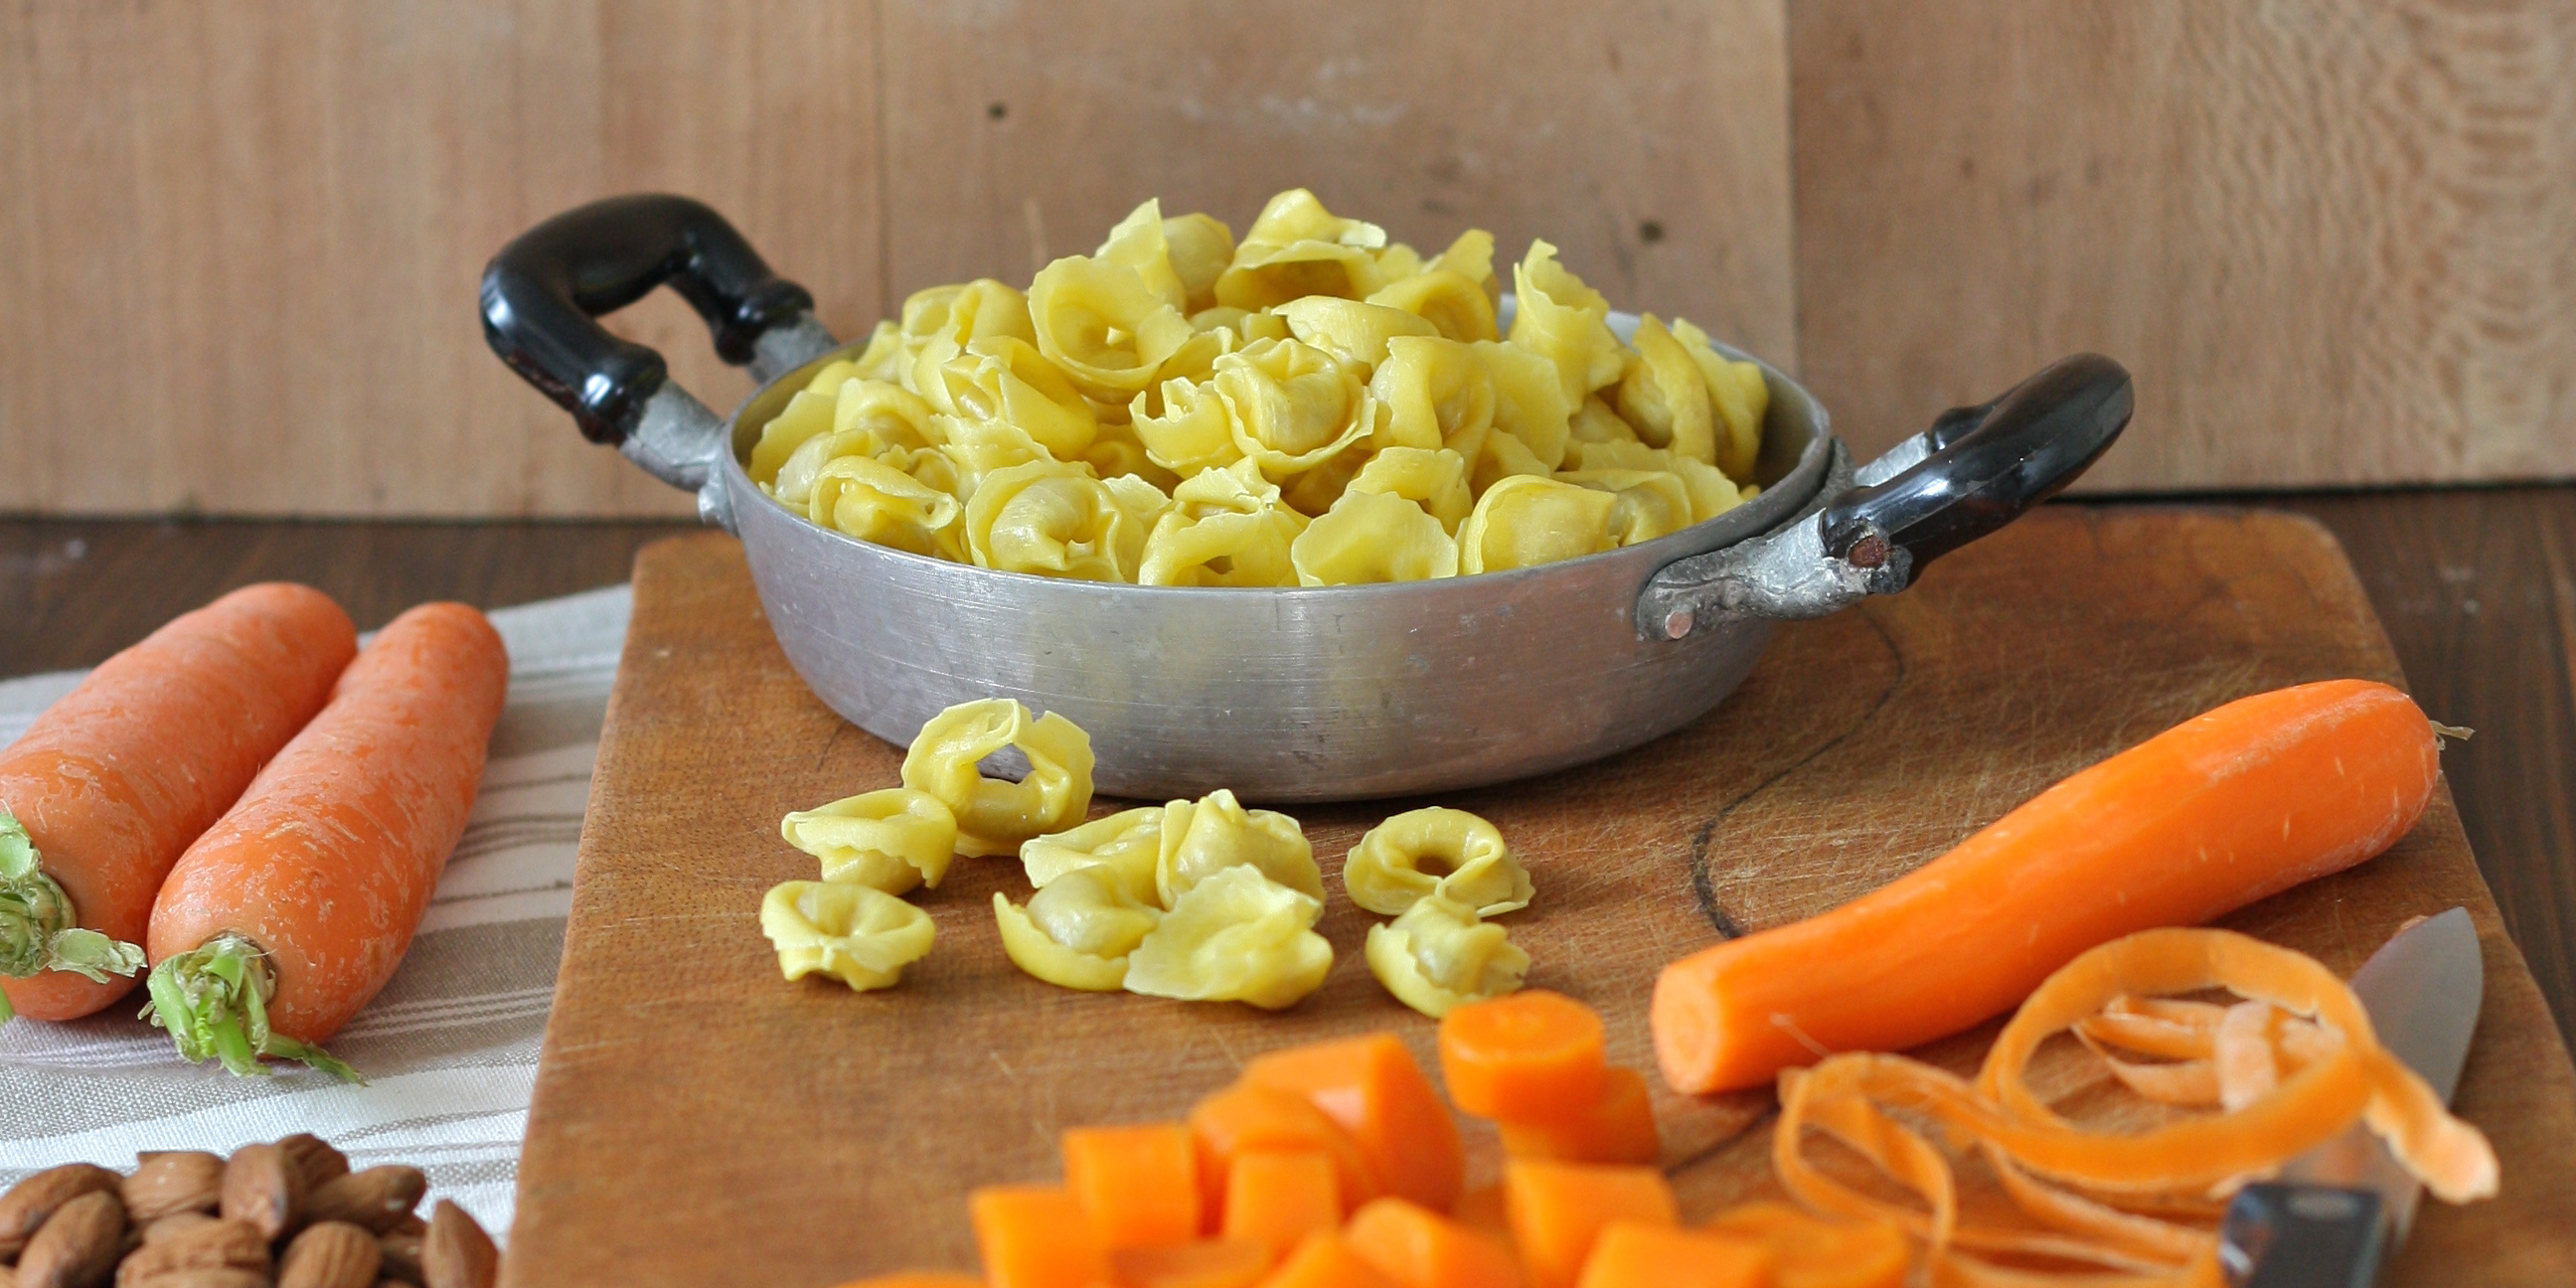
2221;1183;2387;1288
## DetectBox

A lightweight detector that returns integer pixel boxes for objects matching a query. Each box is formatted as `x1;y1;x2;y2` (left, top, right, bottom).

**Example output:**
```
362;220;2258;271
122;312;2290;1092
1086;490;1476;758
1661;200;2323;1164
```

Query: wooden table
4;489;2572;1059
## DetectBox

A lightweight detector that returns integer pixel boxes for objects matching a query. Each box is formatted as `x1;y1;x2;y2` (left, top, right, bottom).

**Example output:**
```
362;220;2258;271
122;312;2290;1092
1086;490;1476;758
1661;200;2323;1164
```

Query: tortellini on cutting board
1342;806;1539;1018
899;698;1095;857
1365;895;1530;1018
761;881;935;992
780;787;960;895
749;188;1772;584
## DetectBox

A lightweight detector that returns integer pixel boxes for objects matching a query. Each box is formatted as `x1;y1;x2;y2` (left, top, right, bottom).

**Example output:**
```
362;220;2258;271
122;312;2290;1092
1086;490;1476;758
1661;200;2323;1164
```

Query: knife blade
2219;907;2484;1287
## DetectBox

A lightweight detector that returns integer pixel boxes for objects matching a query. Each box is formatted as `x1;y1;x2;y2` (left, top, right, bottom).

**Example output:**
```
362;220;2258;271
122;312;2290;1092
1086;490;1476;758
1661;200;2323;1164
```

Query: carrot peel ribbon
1768;927;2496;1285
0;810;145;1022
141;931;363;1082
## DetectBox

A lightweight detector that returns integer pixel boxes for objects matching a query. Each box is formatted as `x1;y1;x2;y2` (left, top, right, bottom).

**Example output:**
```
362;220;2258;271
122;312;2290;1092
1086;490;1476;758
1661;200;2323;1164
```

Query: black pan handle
480;193;818;446
1819;353;2132;583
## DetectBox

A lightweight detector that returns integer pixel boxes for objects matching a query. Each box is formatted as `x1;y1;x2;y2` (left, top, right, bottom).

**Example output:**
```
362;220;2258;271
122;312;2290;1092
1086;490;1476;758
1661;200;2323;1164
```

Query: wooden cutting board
505;509;2576;1287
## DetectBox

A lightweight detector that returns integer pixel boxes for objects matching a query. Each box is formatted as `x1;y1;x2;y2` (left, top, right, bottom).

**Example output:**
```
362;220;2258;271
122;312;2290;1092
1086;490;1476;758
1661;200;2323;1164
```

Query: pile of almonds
0;1134;498;1288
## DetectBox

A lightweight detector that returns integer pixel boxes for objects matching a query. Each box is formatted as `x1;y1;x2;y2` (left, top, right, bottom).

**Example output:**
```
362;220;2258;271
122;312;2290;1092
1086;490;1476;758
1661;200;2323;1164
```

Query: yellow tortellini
780;787;960;895
993;868;1161;993
760;881;936;992
749;189;1770;582
1020;806;1163;905
1364;895;1530;1018
1157;788;1324;905
898;698;1095;857
1342;807;1532;917
1123;865;1334;1010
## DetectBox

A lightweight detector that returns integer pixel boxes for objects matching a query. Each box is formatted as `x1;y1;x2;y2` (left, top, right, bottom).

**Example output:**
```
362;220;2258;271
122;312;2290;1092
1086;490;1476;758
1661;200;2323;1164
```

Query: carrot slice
1343;1197;1527;1288
142;602;507;1078
1497;1066;1659;1166
1;583;355;1023
1451;1183;1513;1248
1066;1121;1202;1249
1254;1231;1398;1288
1439;991;1606;1122
1192;1083;1380;1218
970;1185;1113;1288
1504;1161;1677;1288
1241;1033;1465;1210
1700;1204;1905;1288
1655;680;2449;1093
1111;1238;1273;1288
1220;1150;1341;1259
1572;1221;1770;1288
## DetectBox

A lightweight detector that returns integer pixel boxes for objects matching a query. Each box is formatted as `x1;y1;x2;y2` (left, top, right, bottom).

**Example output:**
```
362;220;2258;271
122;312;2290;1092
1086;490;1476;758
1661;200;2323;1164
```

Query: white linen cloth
0;585;632;1239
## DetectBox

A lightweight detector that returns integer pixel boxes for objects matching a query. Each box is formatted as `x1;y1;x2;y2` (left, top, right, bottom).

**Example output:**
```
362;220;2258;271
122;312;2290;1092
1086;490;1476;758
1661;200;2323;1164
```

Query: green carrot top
0;809;146;1024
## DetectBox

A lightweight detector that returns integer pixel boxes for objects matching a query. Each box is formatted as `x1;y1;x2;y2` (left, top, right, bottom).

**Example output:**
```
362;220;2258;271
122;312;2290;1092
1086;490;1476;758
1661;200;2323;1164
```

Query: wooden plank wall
0;0;1792;517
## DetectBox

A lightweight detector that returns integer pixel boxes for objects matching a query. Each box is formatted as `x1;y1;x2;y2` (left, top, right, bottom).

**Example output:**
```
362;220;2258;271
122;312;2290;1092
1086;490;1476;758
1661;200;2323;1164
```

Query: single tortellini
1562;444;1747;526
748;382;843;489
1554;468;1695;547
1029;251;1197;400
1132;377;1247;476
1365;895;1530;1018
1138;457;1308;587
1347;446;1473;535
1163;212;1238;313
780;787;960;894
1214;188;1390;310
1458;474;1619;573
917;336;1099;459
1094;199;1191;313
809;454;966;561
1290;489;1458;585
760;881;935;992
1372;337;1497;454
1021;806;1164;906
1343;807;1532;917
1472;340;1573;470
837;379;941;452
1507;241;1627;404
1368;270;1498;345
1614;316;1717;466
1158;788;1324;905
1566;394;1644;449
1124;865;1334;1010
1213;339;1376;476
1275;297;1439;375
900;278;1037;353
899;698;1095;858
964;460;1168;581
993;866;1163;993
1670;318;1769;483
1466;425;1553;498
849;321;907;384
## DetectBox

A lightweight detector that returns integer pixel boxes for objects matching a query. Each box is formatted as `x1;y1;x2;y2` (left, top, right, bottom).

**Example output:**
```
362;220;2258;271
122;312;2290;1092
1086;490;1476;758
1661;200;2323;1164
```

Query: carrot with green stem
1;583;357;1024
144;602;508;1079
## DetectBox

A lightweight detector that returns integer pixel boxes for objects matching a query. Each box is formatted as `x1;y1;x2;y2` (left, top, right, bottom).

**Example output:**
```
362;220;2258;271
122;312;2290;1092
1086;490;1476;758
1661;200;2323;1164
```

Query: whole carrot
0;583;356;1024
144;602;508;1078
1653;679;2448;1094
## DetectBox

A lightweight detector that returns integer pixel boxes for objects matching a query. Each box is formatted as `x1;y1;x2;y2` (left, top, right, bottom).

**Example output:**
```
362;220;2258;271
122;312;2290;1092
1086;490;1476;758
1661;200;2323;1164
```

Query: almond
275;1136;350;1194
114;1218;269;1287
120;1272;269;1288
303;1169;423;1235
0;1165;121;1260
217;1144;302;1243
376;1230;423;1285
419;1203;496;1288
118;1155;224;1223
137;1212;219;1247
384;1213;426;1239
278;1220;382;1288
16;1189;124;1288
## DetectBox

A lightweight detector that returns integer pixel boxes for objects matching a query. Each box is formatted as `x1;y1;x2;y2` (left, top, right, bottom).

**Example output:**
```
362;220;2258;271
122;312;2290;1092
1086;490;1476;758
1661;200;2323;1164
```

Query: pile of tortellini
747;188;1770;584
759;697;1539;1018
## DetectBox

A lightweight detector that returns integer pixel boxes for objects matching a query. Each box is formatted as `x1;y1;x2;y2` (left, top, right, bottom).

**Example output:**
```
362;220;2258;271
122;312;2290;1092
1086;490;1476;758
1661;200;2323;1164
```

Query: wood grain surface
1790;0;2576;488
504;510;2576;1286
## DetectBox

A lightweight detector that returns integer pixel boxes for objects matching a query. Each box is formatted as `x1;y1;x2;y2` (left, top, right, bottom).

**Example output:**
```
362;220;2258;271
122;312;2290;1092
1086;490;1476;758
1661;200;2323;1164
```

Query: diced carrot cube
1439;992;1607;1123
1701;1203;1908;1288
1254;1232;1400;1288
1504;1161;1678;1288
1574;1221;1771;1288
1191;1082;1381;1218
1220;1150;1342;1259
1495;1067;1660;1166
970;1185;1112;1288
1241;1032;1466;1211
1343;1197;1528;1288
1450;1182;1513;1249
1065;1121;1203;1249
1110;1237;1275;1288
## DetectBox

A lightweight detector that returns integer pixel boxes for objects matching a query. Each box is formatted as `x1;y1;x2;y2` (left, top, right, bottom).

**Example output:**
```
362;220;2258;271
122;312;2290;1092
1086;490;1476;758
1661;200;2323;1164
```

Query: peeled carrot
1654;680;2447;1093
1504;1161;1677;1288
971;1186;1112;1288
1572;1221;1770;1288
1699;1204;1905;1288
1255;1232;1398;1288
1191;1083;1381;1218
1497;1066;1660;1166
1065;1121;1202;1249
1343;1198;1528;1288
143;602;507;1078
1110;1238;1273;1288
1220;1151;1341;1258
1438;991;1607;1121
1241;1033;1464;1211
0;583;355;1023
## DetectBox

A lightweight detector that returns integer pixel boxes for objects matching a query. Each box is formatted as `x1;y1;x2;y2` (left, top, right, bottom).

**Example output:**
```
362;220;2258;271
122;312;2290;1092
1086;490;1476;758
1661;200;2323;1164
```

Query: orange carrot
0;583;355;1023
1504;1161;1677;1288
1451;1183;1514;1249
1654;680;2447;1093
1191;1084;1381;1218
1497;1067;1660;1167
1438;991;1606;1122
143;602;507;1078
1241;1034;1464;1211
1110;1238;1273;1288
971;1185;1112;1288
1572;1222;1770;1288
1219;1151;1341;1258
1343;1198;1528;1288
1700;1204;1905;1288
1065;1121;1202;1249
1255;1232;1398;1288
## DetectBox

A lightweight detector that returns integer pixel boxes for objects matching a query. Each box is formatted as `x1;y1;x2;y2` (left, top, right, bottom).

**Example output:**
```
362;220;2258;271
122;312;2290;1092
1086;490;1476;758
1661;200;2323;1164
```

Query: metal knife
2219;907;2485;1288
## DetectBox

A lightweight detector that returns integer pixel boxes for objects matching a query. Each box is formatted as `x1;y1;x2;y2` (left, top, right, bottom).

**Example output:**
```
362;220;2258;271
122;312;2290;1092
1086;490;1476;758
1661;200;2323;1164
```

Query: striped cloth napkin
0;584;632;1240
